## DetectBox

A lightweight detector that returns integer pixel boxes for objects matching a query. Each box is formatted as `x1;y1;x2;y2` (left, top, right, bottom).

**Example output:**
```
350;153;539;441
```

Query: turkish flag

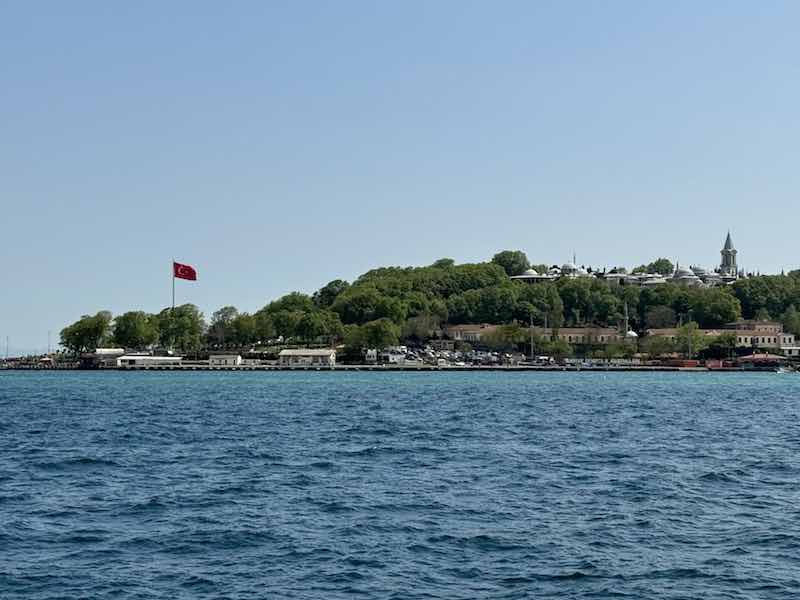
173;261;198;281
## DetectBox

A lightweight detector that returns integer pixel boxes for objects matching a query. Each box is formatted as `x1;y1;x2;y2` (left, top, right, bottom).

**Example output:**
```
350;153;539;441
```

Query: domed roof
625;330;639;339
673;265;696;278
561;262;577;273
521;268;540;276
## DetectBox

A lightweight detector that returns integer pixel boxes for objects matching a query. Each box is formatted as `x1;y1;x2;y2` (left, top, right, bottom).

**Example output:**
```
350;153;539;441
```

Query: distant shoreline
1;365;784;373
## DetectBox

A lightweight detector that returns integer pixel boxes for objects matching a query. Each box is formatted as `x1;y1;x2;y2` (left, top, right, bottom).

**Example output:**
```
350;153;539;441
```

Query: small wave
35;457;120;471
698;471;740;483
426;533;524;552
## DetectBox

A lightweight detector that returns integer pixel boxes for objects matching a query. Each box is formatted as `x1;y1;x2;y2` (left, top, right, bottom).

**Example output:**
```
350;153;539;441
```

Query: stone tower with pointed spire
720;231;738;279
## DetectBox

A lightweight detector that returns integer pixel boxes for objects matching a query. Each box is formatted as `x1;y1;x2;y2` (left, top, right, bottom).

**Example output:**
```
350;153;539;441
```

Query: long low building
647;320;797;353
278;348;336;367
117;355;183;367
444;324;626;346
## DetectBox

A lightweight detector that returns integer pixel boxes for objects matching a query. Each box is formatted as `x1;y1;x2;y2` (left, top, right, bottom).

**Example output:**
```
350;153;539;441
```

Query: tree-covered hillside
59;252;800;354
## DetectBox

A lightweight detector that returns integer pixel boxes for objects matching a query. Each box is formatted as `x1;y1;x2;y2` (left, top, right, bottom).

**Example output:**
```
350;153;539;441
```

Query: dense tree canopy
60;311;113;354
112;311;158;349
60;252;800;359
492;250;530;277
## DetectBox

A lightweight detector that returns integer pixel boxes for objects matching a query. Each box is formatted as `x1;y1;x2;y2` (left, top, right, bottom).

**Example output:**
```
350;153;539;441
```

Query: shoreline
1;365;785;373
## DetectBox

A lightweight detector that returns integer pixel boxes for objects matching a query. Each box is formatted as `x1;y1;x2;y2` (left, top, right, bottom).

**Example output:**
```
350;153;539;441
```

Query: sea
1;371;800;599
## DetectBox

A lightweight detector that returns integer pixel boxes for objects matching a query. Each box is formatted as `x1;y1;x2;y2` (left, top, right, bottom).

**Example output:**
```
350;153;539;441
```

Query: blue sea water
1;371;800;599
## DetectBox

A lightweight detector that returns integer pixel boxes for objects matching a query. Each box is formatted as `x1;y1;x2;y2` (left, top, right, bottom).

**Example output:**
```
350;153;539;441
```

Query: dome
561;262;577;273
625;330;639;339
521;268;540;276
691;265;709;276
673;265;695;278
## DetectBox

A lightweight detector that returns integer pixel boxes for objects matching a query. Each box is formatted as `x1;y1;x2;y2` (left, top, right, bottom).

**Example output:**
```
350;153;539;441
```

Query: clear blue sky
2;1;799;354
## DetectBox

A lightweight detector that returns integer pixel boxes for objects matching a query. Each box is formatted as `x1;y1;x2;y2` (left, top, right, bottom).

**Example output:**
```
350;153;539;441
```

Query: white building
209;354;242;367
278;349;336;367
116;355;183;367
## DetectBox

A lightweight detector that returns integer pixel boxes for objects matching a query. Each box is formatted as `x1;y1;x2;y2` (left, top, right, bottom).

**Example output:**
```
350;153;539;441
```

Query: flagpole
172;258;175;311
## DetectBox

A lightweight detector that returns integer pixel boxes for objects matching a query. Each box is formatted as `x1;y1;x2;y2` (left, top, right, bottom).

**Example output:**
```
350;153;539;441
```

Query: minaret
720;231;738;278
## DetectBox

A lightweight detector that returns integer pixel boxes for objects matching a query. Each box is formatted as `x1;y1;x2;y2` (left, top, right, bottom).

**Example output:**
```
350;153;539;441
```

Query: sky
2;1;799;354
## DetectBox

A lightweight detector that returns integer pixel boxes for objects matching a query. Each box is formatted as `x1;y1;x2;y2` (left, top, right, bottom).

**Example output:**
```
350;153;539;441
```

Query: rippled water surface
2;371;800;599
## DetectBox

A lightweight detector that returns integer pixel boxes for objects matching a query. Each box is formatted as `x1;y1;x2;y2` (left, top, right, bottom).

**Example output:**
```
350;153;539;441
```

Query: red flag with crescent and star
173;261;197;281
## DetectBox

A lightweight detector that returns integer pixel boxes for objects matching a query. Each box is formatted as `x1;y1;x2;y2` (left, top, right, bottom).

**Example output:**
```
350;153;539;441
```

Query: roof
723;231;735;251
118;355;182;362
279;349;336;356
444;324;498;331
738;353;787;362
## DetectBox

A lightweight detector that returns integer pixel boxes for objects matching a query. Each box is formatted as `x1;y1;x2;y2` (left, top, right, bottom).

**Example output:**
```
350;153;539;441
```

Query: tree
231;312;257;346
641;335;675;358
703;332;737;360
60;311;113;354
645;306;677;329
782;305;800;337
360;318;400;349
313;280;350;308
295;312;326;342
542;338;572;360
492;250;530;277
689;288;741;328
432;258;455;269
483;324;525;351
208;306;239;346
331;286;407;325
675;322;708;358
254;310;276;343
263;292;314;315
271;310;304;339
112;311;158;349
647;258;674;276
156;304;205;351
402;313;440;342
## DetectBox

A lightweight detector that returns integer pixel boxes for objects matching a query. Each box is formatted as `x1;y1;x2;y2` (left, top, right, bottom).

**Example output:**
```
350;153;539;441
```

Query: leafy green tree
349;318;399;350
703;332;737;359
402;313;440;342
542;338;572;360
483;324;525;351
313;280;350;308
263;292;314;315
253;310;276;343
675;322;708;358
295;310;344;343
782;305;800;337
689;288;741;328
208;306;239;345
231;312;257;346
156;304;205;351
271;310;304;339
476;286;517;323
446;290;482;324
60;311;113;354
732;275;798;320
492;250;530;277
640;335;676;358
112;311;159;349
647;258;674;276
432;258;455;269
331;286;407;325
595;341;635;359
645;306;677;329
